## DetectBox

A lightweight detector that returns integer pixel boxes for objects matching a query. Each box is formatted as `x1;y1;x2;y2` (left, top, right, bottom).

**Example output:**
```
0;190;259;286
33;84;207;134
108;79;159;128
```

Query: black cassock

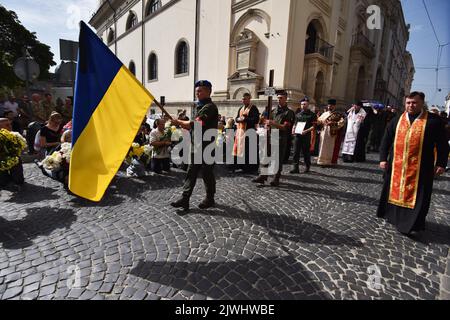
377;112;449;234
234;105;260;173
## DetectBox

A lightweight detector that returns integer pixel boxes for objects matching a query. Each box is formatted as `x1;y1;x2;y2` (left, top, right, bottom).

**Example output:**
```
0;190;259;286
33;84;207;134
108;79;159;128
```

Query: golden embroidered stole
388;111;428;209
233;107;248;157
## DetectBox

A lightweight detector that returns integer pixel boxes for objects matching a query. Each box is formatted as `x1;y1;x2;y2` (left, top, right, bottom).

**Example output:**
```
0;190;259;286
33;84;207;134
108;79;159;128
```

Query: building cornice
232;0;267;14
105;0;182;46
142;0;181;25
91;0;140;36
309;0;331;18
90;0;129;28
92;0;181;38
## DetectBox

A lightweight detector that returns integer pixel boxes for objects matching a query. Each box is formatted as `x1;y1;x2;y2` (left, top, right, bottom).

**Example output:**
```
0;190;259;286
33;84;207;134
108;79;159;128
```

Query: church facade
90;0;414;116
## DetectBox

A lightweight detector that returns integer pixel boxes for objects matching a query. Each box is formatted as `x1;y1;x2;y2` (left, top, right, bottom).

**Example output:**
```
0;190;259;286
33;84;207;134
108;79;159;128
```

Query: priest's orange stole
388;111;428;209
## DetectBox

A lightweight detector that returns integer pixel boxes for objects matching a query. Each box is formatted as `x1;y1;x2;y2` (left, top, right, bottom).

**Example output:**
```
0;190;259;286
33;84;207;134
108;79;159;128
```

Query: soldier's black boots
289;164;300;174
171;197;189;212
252;175;267;184
303;166;310;173
198;198;215;209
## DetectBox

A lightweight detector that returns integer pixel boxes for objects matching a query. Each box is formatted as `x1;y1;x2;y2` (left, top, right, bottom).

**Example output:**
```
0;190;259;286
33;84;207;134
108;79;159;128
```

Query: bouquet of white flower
39;143;72;183
143;144;152;157
170;126;183;142
124;142;152;177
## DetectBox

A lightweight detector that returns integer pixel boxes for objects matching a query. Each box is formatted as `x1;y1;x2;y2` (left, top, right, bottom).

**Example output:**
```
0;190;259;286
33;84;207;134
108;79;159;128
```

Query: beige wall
90;0;414;114
198;0;232;95
143;0;197;102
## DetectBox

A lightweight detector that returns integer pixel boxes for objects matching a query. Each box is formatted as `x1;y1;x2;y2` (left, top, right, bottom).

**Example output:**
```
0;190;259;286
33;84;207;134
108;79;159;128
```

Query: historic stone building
90;0;414;116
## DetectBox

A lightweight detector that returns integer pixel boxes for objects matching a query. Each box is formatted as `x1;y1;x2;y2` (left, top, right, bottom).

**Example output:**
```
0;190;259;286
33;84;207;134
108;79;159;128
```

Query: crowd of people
0;93;73;187
168;82;449;238
1;85;449;236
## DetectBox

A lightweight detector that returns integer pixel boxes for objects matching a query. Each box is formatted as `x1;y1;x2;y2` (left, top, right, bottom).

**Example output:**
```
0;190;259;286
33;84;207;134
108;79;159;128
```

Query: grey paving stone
1;156;449;300
99;282;114;294
2;286;23;299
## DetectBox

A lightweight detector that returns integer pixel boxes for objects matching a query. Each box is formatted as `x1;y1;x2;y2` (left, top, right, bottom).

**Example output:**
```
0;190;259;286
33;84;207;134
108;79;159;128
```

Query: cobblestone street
0;154;449;300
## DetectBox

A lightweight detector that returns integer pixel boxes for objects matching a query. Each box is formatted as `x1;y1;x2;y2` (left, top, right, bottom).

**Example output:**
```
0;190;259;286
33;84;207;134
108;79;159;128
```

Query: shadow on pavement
436;175;450;182
280;175;337;186
4;183;59;204
433;188;450;196
275;182;379;206
412;222;450;246
314;172;382;185
332;164;382;175
68;170;188;206
0;207;76;250
189;204;363;247
70;184;127;207
130;255;333;300
362;159;381;165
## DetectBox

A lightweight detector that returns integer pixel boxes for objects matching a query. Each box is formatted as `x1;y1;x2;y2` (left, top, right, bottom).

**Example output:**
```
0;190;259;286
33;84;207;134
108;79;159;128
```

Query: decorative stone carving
228;29;263;99
228;70;263;100
236;52;249;70
235;29;259;72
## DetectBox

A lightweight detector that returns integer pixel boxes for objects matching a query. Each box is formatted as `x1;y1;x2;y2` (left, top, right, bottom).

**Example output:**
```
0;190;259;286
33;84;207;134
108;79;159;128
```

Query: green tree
0;5;56;88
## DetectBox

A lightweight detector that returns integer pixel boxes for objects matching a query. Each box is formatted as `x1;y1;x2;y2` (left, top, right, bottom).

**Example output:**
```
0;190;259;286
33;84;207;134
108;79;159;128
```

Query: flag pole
152;99;173;120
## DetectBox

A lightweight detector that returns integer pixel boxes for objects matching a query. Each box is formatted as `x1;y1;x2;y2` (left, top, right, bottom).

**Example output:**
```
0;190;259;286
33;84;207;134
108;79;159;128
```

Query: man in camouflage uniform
57;97;73;126
30;93;45;123
27;93;46;154
253;90;295;186
39;93;56;121
171;80;219;213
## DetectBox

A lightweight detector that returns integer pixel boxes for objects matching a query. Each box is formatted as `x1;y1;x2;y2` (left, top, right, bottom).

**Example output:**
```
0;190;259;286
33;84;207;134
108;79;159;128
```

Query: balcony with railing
351;32;376;58
305;37;334;63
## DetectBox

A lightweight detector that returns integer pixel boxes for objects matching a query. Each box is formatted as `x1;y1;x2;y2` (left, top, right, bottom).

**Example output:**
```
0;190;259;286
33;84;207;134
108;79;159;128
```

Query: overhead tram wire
422;0;440;45
422;0;448;93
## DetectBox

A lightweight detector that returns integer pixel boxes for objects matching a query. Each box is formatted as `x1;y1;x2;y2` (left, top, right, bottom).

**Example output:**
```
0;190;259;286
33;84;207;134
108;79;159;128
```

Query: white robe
317;111;345;165
342;108;367;156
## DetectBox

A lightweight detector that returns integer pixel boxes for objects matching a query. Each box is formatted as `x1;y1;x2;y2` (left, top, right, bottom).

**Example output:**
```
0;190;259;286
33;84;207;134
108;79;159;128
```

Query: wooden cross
262;69;275;155
265;70;275;121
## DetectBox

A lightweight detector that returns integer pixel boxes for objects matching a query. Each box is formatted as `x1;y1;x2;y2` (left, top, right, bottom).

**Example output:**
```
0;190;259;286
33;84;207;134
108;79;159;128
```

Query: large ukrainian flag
69;21;154;201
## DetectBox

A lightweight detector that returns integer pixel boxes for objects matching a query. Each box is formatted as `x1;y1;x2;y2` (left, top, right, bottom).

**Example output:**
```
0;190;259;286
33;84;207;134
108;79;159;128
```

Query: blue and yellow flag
69;21;154;201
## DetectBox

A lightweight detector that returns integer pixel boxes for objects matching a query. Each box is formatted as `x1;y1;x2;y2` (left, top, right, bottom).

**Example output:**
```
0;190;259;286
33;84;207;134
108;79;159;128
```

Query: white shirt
150;129;170;159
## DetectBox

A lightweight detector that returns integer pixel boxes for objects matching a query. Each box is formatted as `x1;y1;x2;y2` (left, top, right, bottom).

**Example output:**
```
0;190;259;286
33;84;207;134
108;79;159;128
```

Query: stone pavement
0;154;449;300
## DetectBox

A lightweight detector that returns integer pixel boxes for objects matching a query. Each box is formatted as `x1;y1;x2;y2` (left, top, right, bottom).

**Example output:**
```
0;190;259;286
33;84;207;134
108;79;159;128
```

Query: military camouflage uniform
182;98;219;200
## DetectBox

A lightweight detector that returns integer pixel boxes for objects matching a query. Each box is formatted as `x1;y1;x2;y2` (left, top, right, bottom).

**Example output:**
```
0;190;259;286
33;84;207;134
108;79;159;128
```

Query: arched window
146;0;161;16
126;12;138;31
129;61;136;76
175;40;189;75
148;53;158;80
305;22;319;54
107;28;115;44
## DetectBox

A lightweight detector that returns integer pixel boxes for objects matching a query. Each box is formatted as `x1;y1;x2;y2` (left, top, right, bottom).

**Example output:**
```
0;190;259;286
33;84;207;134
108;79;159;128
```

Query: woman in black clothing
40;112;63;155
